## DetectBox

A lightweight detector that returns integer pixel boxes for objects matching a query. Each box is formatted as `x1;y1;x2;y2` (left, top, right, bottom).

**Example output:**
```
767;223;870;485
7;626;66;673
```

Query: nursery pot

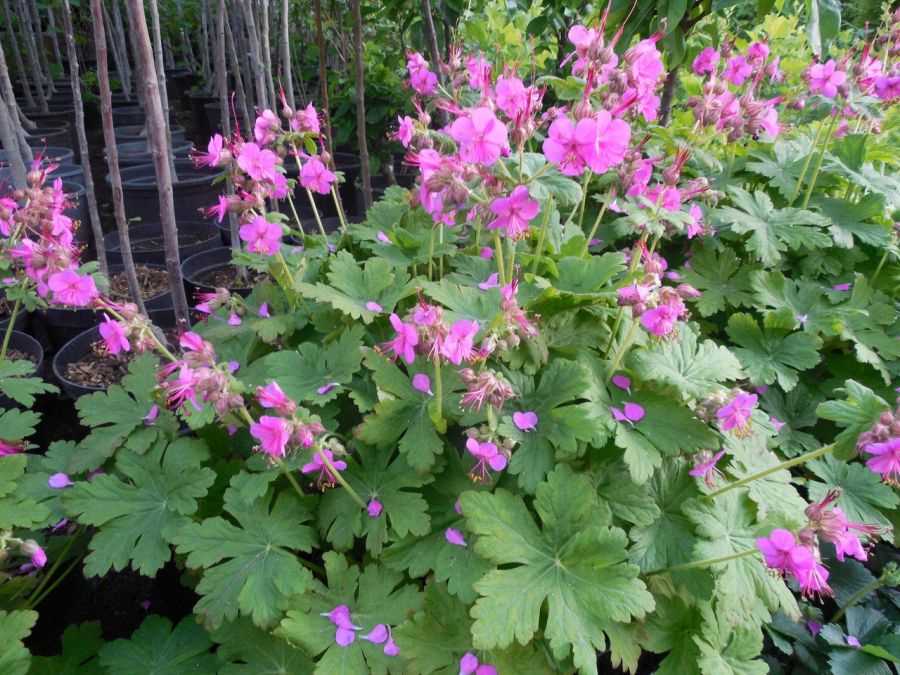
1;145;74;166
0;331;45;407
107;263;174;312
0;161;84;187
60;181;91;254
103;220;221;267
115;124;187;146
26;124;72;150
181;247;253;299
115;140;194;168
333;152;362;217
203;101;245;135
188;93;217;137
52;308;176;399
117;160;219;223
37;303;100;353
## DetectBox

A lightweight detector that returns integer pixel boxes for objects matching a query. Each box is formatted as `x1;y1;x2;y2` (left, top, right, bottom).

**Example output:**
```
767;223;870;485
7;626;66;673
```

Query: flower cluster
856;406;900;485
248;381;326;463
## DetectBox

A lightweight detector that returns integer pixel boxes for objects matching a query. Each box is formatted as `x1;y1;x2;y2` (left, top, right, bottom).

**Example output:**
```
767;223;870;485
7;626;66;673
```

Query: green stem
493;232;506;286
429;355;446;432
789;117;828;206
285;190;306;238
605;232;649;353
707;444;834;499
24;552;85;610
531;199;552;274
645;547;759;576
438;224;444;279
331;185;349;234
871;244;893;286
0;298;22;360
572;170;592;229
427;226;435;281
279;459;308;501
318;448;367;509
304;188;328;238
607;318;640;379
582;193;610;257
801;113;839;209
506;237;516;282
831;578;884;624
22;530;82;609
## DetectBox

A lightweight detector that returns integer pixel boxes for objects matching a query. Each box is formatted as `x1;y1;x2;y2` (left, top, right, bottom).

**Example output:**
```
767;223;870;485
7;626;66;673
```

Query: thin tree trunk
419;0;442;82
61;0;107;275
91;0;146;313
103;3;130;101
280;0;293;107
0;31;32;164
216;0;242;264
0;91;26;188
123;0;148;117
350;0;371;209
174;0;196;70
110;0;133;99
200;0;211;83
658;66;679;127
26;0;54;95
3;16;35;109
126;0;188;326
240;0;268;110
225;10;250;136
147;0;177;177
15;0;48;112
46;6;64;72
260;0;276;109
313;0;333;154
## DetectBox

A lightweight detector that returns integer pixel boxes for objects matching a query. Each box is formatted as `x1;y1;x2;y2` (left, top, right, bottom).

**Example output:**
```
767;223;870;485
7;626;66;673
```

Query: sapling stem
706;444;835;499
531;200;553;274
0;298;21;361
493;232;506;286
644;547;759;576
607;318;640;380
789;116;827;206
582;193;611;258
801;113;839;209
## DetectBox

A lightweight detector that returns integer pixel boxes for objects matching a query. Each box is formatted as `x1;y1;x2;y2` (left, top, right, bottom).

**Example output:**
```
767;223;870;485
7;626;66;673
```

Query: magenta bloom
460;653;498;675
300;156;336;195
412;373;432;395
611;374;631;392
717;392;758;435
688;449;726;487
441;319;479;365
321;604;360;647
863;438;900;484
494;76;529;118
48;269;98;307
808;60;847;98
806;490;880;562
236;142;279;181
250;416;292;458
48;472;73;489
488;185;539;239
99;315;130;355
290;103;321;134
195;134;226;168
367;499;383;518
724;56;753;85
692;47;719;75
449;107;509;166
385;313;419;364
206;195;230;223
301;449;348;487
362;624;387;644
239;215;282;256
589;111;631;173
611;402;645;425
407;52;438;95
542;116;594;176
256;381;296;415
466;55;492;90
254;109;281;145
395;115;415;147
466;438;507;479
512;411;538;432
757;528;804;572
640;305;680;337
478;273;500;291
25;542;47;569
445;527;467;547
365;301;383;313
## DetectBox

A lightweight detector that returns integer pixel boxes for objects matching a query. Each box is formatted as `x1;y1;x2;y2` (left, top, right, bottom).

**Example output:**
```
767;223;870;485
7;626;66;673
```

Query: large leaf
806;0;841;56
211;618;314;674
63;438;216;577
98;615;216;675
816;380;890;460
460;465;654;675
0;609;36;675
680;244;758;317
29;622;104;675
0;454;49;530
0;359;57;407
812;194;890;248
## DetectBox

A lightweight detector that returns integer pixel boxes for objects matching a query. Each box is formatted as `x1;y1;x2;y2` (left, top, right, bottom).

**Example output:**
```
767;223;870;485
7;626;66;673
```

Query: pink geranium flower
195;134;226;168
589;111;631;173
385;313;418;364
688;449;726;487
445;527;466;547
640;304;680;337
692;47;719;75
717;392;758;436
256;381;296;414
290;103;321;134
254;109;281;145
239;215;282;256
0;440;22;456
806;490;881;562
466;438;507;480
807;60;846;98
236;142;279;182
99;315;130;355
513;411;538;432
301;449;348;487
412;373;433;395
441;319;479;365
407;52;438;95
724;56;753;85
250;416;291;458
300;156;336;195
542;116;593;176
494;76;528;118
488;185;539;239
862;438;900;484
460;652;498;675
48;269;98;307
395;116;415;147
449;107;509;166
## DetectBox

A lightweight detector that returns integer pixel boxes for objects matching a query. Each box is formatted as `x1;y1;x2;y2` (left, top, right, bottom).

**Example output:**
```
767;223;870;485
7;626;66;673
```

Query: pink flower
806;490;881;562
863;438;900;484
795;560;831;599
300;157;336;195
412;373;432;395
757;528;805;573
48;269;98;307
256;382;296;414
321;604;360;647
367;499;383;518
206;195;230;223
301;449;348;487
395;116;415;147
807;60;846;98
362;624;388;644
488;185;539;239
513;410;538;432
480;247;493;259
724;56;753;85
611;402;645;425
445;527;466;547
250;416;292;458
466;437;507;479
495;76;528;118
448;107;509;166
365;301;383;313
290;103;321;134
747;42;770;63
317;382;340;395
441;319;479;365
466;55;491;90
48;472;73;489
589;111;631;173
541;116;594;176
407;52;438;95
254;109;281;145
692;47;719;75
460;653;498;675
758;108;780;139
611;374;631;392
385;313;418;364
626;37;664;89
640;305;680;337
228;312;242;327
195;134;226;168
236;142;279;181
22;541;47;569
99;315;130;355
478;273;500;291
688;449;726;487
717;392;758;436
144;405;159;425
239;215;282;256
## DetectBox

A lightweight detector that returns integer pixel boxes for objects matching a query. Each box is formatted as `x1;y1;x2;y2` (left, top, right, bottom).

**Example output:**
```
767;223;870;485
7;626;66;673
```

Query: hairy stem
707;444;834;499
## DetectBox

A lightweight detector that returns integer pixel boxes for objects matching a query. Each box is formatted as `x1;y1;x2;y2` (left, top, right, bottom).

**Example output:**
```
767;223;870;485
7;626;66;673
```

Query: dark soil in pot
103;220;221;267
36;305;100;354
181;247;263;299
117;160;219;223
107;263;173;311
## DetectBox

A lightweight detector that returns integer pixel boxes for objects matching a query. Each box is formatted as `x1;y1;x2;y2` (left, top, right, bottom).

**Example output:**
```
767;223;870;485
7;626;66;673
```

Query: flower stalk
644;547;759;576
707;444;835;499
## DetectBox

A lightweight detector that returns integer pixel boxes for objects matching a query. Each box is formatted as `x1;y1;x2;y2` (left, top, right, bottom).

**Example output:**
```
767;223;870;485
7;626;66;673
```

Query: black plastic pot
103;220;221;267
0;303;29;335
0;162;84;186
166;68;194;104
112;106;145;126
1;145;74;166
60;181;90;251
0;331;45;407
333;152;362;216
26;125;72;150
52;308;176;399
188;93;217;138
115;125;187;145
116;140;194;168
354;175;392;215
181;247;253;299
107;263;173;311
37;304;100;353
117;160;219;223
203;101;245;134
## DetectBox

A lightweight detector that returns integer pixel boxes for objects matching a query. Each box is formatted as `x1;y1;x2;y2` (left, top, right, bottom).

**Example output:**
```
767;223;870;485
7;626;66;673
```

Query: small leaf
0;609;37;675
816;380;889;460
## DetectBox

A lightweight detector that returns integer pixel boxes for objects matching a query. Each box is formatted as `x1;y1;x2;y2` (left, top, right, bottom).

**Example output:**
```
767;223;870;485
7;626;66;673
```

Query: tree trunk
0;90;26;188
419;0;442;81
3;9;35;109
46;6;64;72
14;0;48;112
61;0;108;275
260;0;276;110
280;0;293;107
216;0;242;262
126;0;189;326
147;0;177;177
313;0;333;154
240;0;268;110
91;0;146;312
225;12;250;136
350;0;371;209
0;28;32;164
108;0;132;99
26;0;54;95
658;65;679;127
200;0;211;83
123;0;147;111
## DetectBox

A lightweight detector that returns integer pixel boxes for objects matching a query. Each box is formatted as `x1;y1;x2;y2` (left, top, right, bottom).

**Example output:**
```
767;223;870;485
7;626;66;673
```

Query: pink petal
512;410;539;431
623;402;645;422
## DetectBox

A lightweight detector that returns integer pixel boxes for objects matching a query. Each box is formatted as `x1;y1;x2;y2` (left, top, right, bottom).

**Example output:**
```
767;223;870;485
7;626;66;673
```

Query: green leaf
806;0;841;57
680;244;757;317
726;310;822;391
62;438;216;577
0;359;57;406
695;604;768;675
807;456;898;543
642;595;703;675
727;450;809;529
595;459;661;528
172;487;317;629
318;445;432;555
422;279;502;325
29;623;104;675
530;166;583;206
295;251;412;323
716;187;831;266
461;465;654;675
0;408;39;442
500;358;598;492
812;194;890;248
243;327;363;404
73;354;178;472
630;324;744;399
0;609;36;675
98;615;216;675
816;380;889;460
211;618;314;674
751;270;835;335
745;138;810;199
684;492;799;626
277;552;422;675
0;454;49;530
